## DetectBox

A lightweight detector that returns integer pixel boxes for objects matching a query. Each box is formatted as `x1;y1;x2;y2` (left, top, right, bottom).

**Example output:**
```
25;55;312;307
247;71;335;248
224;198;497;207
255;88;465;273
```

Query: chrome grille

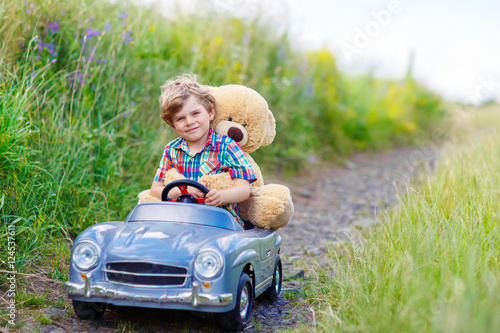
104;262;188;286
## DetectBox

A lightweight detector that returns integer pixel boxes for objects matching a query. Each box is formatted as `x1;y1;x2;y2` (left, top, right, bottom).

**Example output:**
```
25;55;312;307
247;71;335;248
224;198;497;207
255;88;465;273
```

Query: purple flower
307;84;314;96
308;156;315;164
27;9;31;13
35;55;40;60
61;10;66;15
101;59;107;63
121;22;126;27
242;32;250;46
122;31;133;45
91;84;95;90
109;75;114;80
47;22;60;34
191;46;198;52
51;59;56;63
118;11;128;19
123;111;132;118
104;22;112;32
131;101;135;105
277;44;286;60
86;28;102;38
21;44;26;49
30;3;35;8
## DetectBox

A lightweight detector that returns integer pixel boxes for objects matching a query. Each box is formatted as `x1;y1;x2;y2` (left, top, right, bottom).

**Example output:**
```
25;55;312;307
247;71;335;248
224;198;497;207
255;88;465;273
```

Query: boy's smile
172;95;214;152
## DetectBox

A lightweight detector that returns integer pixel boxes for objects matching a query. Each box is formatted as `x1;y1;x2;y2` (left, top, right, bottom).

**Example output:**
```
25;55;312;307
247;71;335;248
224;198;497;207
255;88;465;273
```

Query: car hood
103;221;231;264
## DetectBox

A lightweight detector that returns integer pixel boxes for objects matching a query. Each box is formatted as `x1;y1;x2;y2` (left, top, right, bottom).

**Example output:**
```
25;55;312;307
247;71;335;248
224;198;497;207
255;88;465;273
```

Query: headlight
72;241;100;270
194;249;224;279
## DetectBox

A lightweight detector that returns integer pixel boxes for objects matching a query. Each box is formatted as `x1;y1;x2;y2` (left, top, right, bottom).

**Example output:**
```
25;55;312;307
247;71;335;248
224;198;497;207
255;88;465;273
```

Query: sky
144;0;500;104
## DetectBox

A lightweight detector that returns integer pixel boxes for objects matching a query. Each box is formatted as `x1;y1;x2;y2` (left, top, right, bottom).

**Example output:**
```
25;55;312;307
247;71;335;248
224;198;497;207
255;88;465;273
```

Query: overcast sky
146;0;500;104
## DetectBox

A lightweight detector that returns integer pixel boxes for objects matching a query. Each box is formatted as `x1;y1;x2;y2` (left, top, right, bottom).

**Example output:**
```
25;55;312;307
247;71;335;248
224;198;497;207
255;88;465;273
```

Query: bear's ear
261;109;276;146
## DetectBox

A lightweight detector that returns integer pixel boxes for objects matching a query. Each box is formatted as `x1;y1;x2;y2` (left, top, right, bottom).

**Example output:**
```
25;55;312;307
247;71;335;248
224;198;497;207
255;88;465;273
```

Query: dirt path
16;145;439;333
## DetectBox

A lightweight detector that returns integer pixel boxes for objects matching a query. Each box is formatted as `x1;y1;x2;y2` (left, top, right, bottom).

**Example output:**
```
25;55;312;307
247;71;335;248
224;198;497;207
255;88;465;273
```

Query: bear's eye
228;117;232;121
242;123;247;127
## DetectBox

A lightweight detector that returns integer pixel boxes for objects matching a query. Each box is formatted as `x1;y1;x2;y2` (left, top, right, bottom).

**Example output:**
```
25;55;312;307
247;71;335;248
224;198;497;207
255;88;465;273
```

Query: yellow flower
213;36;223;46
401;121;417;133
150;25;155;32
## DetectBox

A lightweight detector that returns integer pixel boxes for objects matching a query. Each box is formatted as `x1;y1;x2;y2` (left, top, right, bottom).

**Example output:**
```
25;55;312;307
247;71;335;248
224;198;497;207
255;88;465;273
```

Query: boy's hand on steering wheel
187;186;205;198
204;189;223;207
166;186;204;199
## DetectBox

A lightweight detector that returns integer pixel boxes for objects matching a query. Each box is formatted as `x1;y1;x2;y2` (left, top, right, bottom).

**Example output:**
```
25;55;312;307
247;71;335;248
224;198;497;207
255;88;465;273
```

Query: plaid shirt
154;128;256;228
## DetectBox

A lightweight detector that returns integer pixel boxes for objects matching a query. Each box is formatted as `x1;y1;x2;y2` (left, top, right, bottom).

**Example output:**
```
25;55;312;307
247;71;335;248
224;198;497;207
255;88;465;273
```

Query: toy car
63;180;282;332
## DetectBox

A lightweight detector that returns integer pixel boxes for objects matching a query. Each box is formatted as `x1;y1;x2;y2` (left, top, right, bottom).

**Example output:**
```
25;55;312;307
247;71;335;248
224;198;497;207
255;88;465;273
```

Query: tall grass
303;123;500;332
0;0;445;282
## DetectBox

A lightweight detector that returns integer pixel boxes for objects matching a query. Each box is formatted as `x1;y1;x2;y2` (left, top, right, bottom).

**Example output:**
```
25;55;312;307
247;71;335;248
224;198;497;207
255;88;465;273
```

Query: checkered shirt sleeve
153;143;175;182
222;140;257;183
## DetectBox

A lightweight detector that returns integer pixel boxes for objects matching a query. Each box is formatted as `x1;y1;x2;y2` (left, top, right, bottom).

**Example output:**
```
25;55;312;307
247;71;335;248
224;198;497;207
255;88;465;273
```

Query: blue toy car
64;180;282;332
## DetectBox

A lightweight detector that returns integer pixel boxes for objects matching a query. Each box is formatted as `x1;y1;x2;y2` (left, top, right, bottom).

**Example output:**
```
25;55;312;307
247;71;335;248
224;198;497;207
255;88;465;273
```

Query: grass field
299;105;500;332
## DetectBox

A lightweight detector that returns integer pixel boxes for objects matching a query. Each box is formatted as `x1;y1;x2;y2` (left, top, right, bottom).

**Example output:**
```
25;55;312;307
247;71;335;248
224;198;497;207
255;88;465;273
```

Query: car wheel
214;273;253;332
258;257;282;303
72;300;106;320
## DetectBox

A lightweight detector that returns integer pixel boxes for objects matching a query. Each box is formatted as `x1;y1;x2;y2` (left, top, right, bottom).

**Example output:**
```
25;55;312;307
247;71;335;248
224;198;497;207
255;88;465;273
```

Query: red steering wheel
161;179;210;204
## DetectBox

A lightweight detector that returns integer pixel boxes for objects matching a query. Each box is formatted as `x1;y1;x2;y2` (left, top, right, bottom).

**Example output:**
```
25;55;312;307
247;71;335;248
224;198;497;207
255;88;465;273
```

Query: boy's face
171;95;214;148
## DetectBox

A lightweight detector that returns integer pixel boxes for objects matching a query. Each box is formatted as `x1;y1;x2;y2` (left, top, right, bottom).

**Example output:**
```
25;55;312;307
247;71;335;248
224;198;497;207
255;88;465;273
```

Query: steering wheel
161;179;210;204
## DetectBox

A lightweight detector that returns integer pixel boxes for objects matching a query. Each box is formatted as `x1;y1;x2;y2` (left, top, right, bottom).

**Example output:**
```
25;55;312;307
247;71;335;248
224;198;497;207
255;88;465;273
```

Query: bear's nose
228;127;244;142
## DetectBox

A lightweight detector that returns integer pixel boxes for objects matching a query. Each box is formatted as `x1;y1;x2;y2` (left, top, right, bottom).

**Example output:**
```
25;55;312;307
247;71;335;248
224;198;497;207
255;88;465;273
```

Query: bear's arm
199;173;235;191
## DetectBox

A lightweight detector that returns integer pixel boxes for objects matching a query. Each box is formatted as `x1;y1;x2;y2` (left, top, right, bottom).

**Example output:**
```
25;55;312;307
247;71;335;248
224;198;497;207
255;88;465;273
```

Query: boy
149;75;256;228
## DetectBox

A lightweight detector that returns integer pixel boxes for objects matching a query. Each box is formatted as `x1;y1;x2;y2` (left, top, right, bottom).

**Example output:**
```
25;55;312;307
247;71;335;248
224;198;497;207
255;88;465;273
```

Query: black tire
72;300;106;320
214;273;253;332
258;257;282;303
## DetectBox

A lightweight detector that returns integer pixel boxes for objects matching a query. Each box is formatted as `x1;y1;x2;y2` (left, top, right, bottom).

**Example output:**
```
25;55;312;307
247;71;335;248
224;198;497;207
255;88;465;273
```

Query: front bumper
64;273;232;308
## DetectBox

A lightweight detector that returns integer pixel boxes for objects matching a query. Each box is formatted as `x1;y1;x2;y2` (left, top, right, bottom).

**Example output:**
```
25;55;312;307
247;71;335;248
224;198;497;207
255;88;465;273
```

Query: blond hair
158;74;215;127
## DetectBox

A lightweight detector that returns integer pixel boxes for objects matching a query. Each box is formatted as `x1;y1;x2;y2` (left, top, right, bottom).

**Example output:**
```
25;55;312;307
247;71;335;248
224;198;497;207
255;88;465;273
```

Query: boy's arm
150;181;178;200
204;178;250;207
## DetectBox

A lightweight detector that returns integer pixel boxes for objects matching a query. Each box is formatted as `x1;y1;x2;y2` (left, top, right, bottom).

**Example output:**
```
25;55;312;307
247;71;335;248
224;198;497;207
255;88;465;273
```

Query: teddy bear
137;84;294;230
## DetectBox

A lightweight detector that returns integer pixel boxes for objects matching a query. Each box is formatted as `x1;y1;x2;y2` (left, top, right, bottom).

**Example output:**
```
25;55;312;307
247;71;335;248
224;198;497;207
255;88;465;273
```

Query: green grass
301;112;500;332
